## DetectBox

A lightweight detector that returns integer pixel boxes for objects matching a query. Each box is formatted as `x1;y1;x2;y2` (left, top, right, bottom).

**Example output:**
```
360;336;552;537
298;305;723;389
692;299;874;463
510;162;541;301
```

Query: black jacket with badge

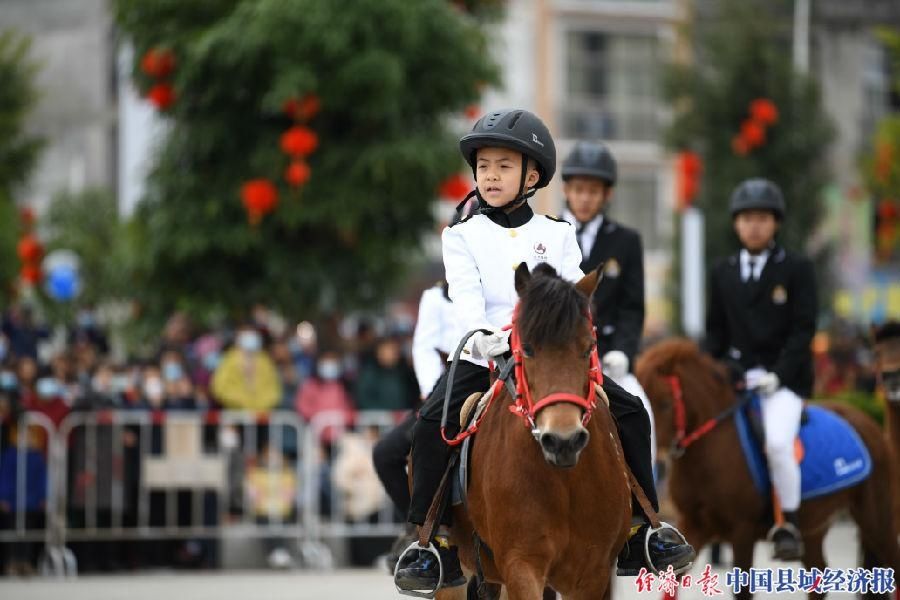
578;218;645;365
705;246;816;398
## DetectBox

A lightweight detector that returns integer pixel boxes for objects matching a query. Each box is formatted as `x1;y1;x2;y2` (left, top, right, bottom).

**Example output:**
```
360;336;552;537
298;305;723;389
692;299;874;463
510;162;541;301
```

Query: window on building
561;29;660;141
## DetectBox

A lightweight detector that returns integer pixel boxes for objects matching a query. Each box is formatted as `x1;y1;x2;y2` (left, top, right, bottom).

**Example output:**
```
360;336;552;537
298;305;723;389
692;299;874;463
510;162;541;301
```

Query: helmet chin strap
470;153;534;215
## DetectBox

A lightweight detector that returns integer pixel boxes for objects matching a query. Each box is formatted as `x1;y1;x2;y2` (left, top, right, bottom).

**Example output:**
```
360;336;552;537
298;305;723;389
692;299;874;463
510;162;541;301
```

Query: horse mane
636;338;733;407
518;263;589;349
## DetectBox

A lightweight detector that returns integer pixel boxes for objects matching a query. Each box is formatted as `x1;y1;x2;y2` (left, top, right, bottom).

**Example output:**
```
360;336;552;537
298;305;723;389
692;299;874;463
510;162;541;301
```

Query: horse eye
522;344;535;358
583;341;595;359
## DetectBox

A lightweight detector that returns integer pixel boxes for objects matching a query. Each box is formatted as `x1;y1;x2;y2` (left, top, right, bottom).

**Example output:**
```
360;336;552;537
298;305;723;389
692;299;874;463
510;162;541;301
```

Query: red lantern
20;264;42;285
16;235;43;263
750;98;778;126
675;151;702;210
140;48;176;79
878;200;899;221
439;173;471;201
298;95;321;121
740;119;766;148
240;179;279;225
280;126;318;157
147;83;176;110
285;161;311;188
464;104;480;120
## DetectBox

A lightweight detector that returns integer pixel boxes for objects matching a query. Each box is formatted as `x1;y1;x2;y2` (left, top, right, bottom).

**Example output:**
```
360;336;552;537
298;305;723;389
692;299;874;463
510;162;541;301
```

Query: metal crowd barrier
1;408;411;575
303;410;408;546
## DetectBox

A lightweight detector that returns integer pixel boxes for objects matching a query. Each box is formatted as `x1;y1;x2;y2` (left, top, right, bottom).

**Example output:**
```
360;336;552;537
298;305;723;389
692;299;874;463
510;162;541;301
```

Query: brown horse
636;338;899;600
873;323;900;528
437;263;631;600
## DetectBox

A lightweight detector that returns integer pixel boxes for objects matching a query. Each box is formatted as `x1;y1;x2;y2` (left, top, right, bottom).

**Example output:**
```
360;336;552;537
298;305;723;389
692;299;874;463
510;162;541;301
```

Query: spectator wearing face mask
141;365;166;410
159;351;197;410
211;326;281;412
22;368;70;429
294;350;355;446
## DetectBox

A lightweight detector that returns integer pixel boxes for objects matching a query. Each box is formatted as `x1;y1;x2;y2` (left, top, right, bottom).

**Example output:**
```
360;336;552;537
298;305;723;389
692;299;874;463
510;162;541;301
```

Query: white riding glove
471;329;511;360
601;350;629;381
746;369;780;395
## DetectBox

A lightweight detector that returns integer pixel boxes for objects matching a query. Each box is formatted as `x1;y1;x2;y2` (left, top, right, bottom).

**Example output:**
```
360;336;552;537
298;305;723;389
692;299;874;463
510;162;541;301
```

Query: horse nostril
540;432;561;454
572;429;590;452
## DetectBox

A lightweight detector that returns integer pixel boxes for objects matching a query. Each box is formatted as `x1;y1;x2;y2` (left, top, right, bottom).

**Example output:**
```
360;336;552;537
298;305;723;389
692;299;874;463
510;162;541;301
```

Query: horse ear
575;266;603;298
514;262;531;297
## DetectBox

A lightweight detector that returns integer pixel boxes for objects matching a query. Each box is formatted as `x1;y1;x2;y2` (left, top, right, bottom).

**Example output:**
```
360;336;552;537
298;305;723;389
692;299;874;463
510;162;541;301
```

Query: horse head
635;339;736;461
512;262;601;468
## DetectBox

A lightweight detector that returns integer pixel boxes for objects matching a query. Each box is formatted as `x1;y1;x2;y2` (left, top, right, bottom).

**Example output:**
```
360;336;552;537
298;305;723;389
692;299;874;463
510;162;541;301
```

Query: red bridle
507;304;603;431
441;304;603;447
665;374;746;457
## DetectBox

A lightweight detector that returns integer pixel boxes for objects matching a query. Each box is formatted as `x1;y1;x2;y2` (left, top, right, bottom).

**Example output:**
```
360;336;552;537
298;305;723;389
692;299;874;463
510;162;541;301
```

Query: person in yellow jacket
212;325;282;412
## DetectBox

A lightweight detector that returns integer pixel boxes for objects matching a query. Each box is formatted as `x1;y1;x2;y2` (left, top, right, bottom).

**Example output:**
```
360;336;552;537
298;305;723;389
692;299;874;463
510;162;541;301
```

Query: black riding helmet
458;109;556;212
561;141;617;186
729;178;785;220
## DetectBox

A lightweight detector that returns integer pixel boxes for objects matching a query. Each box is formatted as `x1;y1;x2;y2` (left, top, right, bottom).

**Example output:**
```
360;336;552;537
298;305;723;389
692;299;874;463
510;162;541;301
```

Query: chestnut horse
437;264;631;600
873;324;900;529
636;339;899;600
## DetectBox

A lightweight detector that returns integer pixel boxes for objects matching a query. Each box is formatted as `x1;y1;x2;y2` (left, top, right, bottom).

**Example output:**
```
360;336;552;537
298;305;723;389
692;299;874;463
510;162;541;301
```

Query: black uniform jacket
704;245;816;398
579;218;645;366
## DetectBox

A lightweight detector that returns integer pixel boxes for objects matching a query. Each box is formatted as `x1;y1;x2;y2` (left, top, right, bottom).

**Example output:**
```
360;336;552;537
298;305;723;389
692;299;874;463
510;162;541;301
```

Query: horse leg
800;528;827;600
675;518;714;572
729;530;756;600
499;560;546;600
849;479;900;600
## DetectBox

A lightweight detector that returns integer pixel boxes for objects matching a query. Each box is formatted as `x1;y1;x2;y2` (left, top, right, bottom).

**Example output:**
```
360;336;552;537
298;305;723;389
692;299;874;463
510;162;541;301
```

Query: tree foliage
112;0;498;322
665;0;834;263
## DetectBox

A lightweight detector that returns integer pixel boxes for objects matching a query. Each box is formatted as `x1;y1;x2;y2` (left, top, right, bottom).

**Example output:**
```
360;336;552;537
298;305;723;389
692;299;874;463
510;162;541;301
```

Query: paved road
0;522;887;599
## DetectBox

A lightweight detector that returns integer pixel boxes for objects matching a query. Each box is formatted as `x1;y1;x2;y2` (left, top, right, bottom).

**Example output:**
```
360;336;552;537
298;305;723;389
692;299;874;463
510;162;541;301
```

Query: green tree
0;30;44;303
113;0;498;323
665;1;834;264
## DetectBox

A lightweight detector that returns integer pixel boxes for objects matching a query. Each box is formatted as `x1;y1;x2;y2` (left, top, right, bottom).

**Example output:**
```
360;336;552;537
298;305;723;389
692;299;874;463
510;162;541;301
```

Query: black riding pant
406;363;658;526
372;410;417;517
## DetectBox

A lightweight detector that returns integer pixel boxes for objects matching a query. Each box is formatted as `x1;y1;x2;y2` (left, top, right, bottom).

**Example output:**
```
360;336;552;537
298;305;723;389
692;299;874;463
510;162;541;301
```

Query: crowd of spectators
0;302;420;575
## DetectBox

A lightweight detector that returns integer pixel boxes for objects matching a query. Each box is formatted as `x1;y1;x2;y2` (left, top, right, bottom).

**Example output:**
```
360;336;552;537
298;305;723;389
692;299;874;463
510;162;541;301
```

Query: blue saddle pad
734;396;872;500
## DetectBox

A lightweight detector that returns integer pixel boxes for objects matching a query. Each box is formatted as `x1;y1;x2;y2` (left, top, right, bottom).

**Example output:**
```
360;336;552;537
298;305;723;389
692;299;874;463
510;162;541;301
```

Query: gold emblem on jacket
604;258;621;279
772;284;788;305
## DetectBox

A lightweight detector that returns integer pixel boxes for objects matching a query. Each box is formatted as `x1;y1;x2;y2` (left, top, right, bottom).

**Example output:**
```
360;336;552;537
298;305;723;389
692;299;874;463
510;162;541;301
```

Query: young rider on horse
560;141;656;463
705;178;817;561
395;109;695;592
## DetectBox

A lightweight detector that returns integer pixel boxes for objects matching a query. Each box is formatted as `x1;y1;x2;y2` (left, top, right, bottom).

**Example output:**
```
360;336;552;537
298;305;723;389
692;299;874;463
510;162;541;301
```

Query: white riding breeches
754;374;803;511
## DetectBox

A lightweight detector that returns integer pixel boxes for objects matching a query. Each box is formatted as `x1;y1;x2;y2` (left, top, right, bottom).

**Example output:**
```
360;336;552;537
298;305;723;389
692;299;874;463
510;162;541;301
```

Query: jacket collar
485;202;534;229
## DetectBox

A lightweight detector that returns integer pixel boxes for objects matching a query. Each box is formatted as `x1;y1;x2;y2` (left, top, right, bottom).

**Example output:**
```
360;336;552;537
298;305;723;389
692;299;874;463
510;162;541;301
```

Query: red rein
666;374;722;452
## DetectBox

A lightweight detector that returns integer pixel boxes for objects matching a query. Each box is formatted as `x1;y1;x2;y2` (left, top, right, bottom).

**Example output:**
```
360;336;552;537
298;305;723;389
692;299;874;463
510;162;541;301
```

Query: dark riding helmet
561;141;617;186
729;178;785;220
459;109;556;190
